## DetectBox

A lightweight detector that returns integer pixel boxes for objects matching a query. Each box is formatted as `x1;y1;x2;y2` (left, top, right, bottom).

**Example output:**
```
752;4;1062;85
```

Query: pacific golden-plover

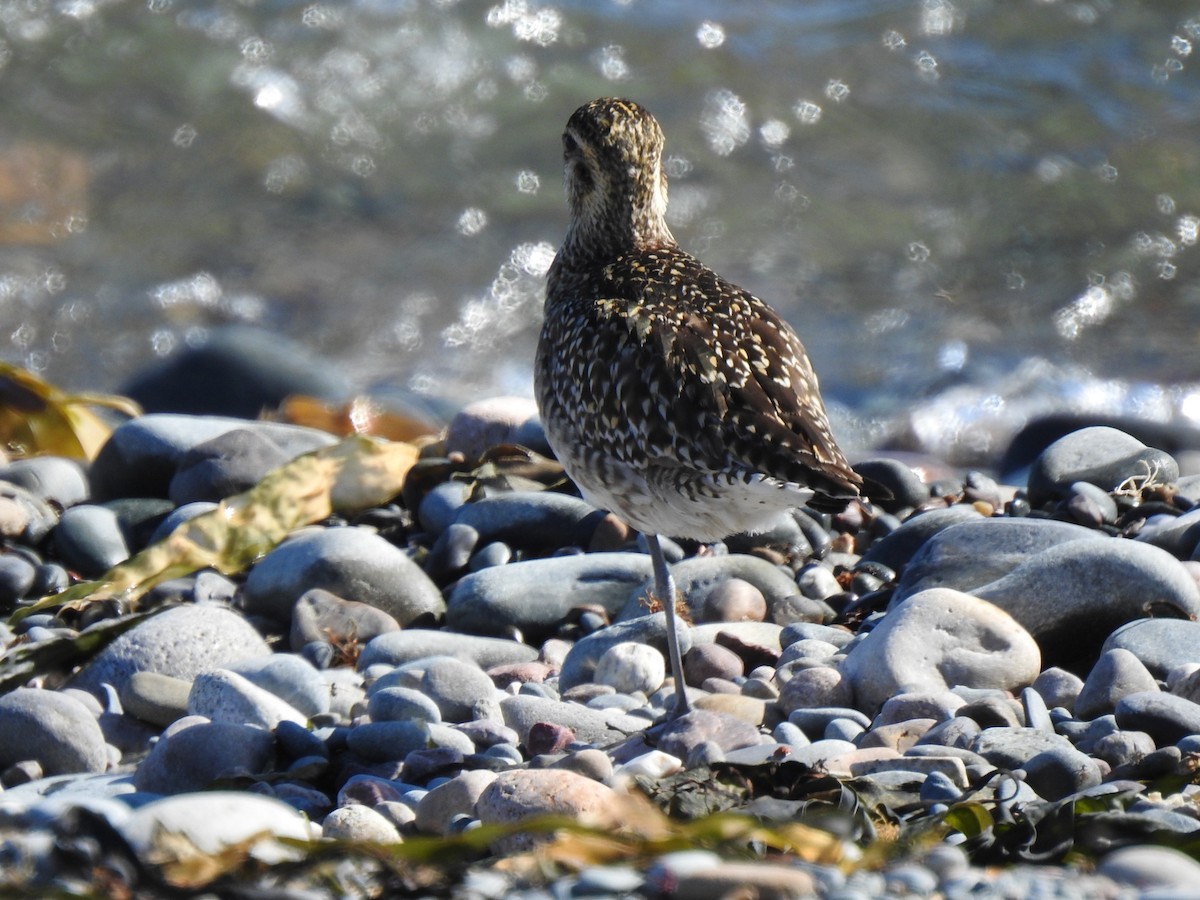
535;98;863;717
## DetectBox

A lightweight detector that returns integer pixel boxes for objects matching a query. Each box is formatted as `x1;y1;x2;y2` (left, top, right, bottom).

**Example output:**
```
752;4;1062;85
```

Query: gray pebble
447;552;651;638
90;413;335;502
1098;845;1200;890
168;428;290;505
289;588;400;654
655;708;763;760
0;554;36;605
1076;648;1160;720
500;695;647;747
683;643;744;686
367;686;442;723
358;630;537;670
874;691;966;727
53;504;130;578
0;688;108;775
1102;618;1200;678
417;481;469;534
859;505;983;572
843;588;1040;714
70;604;271;698
120;672;191;727
242;526;445;626
345;720;433;762
133;716;275;794
1027;425;1178;506
1115;691;1200;744
188;669;308;729
1031;667;1085;712
594;642;666;695
396;656;502;723
559;613;693;692
0;457;89;508
147;501;219;544
226;653;331;718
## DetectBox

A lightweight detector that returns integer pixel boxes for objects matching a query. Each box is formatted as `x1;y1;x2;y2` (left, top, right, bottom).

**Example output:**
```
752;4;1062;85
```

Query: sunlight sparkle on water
696;21;725;49
793;100;822;126
596;45;629;81
456;208;488;236
700;89;750;156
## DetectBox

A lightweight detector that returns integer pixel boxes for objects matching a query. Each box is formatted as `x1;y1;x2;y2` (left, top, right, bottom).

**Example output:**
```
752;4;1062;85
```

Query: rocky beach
1;348;1200;897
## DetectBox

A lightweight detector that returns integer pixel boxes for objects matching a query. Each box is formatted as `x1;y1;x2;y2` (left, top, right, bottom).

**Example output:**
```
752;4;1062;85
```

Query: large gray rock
187;670;308;730
242;527;445;626
70;605;271;699
1027;426;1178;506
499;695;647;747
0;688;108;775
133;716;276;794
842;588;1040;714
1115;691;1200;745
859;505;983;572
971;539;1200;671
446;552;651;638
451;490;610;550
1101;618;1200;678
1075;649;1160;720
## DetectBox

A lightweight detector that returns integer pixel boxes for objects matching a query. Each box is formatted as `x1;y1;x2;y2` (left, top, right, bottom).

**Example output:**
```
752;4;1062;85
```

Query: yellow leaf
0;362;140;460
10;434;419;623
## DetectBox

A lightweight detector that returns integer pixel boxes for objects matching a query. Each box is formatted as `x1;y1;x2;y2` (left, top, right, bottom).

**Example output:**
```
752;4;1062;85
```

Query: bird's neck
557;205;676;271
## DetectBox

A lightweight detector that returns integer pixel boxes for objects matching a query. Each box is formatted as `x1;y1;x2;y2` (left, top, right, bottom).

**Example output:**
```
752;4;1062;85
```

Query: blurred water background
2;0;1200;467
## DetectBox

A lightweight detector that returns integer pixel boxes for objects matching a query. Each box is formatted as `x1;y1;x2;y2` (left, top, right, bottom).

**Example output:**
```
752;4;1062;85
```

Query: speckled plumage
535;98;862;543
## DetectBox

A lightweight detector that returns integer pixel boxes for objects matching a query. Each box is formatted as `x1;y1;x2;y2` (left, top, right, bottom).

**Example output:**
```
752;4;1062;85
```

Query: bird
534;98;863;718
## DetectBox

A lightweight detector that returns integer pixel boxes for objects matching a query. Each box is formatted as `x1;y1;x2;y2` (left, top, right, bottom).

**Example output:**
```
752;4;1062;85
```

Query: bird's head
561;97;674;255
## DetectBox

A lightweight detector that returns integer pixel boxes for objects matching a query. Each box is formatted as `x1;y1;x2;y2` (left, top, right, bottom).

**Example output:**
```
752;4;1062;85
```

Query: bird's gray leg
644;533;690;717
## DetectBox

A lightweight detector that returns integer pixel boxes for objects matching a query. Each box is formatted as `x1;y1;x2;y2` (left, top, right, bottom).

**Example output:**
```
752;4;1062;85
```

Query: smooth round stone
446;552;651;638
401;656;502;724
778;638;840;665
52;504;130;577
559;613;693;692
778;666;852;713
701;578;767;624
345;720;432;763
683;643;744;687
874;691;966;728
919;770;963;803
655;709;763;760
0;688;108;775
859;505;983;572
90;413;337;502
1065;481;1118;526
670;862;816;898
289;587;401;653
0;554;36;605
242;526;445;626
322;804;402;843
167;428;291;505
550;747;614;782
1136;507;1200;558
368;686;442;723
1075;648;1160;720
1098;844;1200;889
70;604;272;698
425;522;480;578
414;769;498;835
796;564;843;602
890;517;1102;602
619;554;816;626
444;396;539;461
187;669;308;730
1092;730;1156;769
972;726;1102;798
853;458;928;511
843;588;1041;714
0;457;89;508
1115;691;1200;744
969;540;1200;670
591;641;665;696
1031;667;1085;712
779;621;853;649
417;481;470;535
225;654;330;718
1027;426;1179;506
358;630;537;671
1102;618;1200;678
120;790;316;865
133;717;276;794
499;695;647;747
469;541;512;571
916;716;982;751
526;721;575;756
476;768;621;853
452;490;609;551
693;693;766;726
120;672;191;728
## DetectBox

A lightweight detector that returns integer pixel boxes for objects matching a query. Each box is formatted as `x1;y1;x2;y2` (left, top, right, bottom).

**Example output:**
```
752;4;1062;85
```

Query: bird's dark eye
562;133;579;155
